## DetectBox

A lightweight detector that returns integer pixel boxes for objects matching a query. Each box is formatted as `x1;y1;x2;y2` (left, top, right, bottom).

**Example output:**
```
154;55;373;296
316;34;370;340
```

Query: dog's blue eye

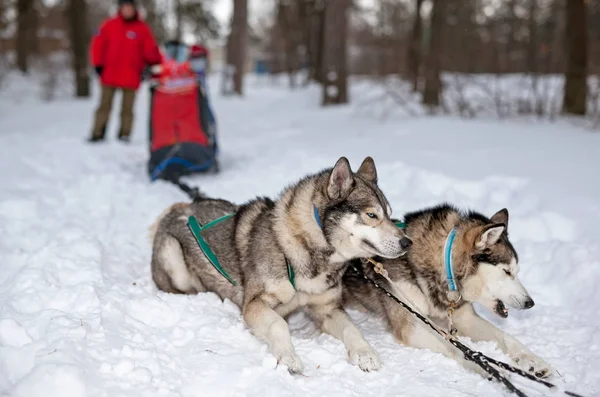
366;213;377;219
504;269;512;277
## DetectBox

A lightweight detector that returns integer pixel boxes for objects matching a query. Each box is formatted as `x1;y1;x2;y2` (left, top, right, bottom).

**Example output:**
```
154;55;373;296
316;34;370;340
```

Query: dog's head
320;157;411;260
458;209;534;318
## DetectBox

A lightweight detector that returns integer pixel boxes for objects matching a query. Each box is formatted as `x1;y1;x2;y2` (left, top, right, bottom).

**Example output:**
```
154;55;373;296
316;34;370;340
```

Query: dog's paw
349;347;382;372
514;353;552;379
278;352;304;374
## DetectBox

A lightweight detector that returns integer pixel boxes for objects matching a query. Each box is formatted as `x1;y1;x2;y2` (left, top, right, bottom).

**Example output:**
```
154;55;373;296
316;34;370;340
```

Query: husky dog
343;204;553;379
150;157;412;373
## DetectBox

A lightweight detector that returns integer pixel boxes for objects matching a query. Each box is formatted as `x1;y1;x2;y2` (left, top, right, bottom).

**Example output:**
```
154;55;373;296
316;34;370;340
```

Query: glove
141;66;151;81
95;66;103;76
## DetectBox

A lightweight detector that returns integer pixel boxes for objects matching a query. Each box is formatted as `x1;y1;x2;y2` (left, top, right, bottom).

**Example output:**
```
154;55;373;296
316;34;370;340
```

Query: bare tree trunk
550;0;566;75
422;0;445;107
527;0;541;114
17;0;35;73
320;0;349;106
297;0;317;85
141;0;167;44
278;0;298;89
301;0;325;85
463;0;477;74
227;0;248;95
490;18;501;74
296;0;310;85
376;0;385;77
222;26;235;96
28;1;39;56
67;0;90;97
505;0;518;73
562;0;588;115
0;3;5;31
175;0;183;41
313;3;326;84
407;0;423;91
527;0;538;76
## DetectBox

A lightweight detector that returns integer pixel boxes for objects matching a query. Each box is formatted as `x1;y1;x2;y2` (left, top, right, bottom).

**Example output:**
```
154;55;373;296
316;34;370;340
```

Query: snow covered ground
0;74;599;397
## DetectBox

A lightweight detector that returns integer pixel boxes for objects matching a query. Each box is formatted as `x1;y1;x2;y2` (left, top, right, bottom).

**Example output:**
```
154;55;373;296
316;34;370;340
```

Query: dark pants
91;84;137;139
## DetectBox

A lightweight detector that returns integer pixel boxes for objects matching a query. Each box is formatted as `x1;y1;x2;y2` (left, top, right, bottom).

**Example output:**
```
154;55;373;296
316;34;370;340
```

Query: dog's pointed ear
327;157;354;200
490;208;509;228
476;223;505;249
357;156;378;184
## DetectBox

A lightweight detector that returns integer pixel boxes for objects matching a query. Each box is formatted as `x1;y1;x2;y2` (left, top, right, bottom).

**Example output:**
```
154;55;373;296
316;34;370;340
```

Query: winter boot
118;134;131;143
87;135;105;143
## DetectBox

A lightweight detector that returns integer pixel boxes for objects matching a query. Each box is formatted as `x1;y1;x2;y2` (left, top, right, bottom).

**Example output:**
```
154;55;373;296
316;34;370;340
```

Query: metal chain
481;355;584;397
350;263;586;397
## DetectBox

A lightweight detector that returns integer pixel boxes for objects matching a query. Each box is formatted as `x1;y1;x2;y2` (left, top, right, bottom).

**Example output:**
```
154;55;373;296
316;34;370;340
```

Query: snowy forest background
0;0;598;126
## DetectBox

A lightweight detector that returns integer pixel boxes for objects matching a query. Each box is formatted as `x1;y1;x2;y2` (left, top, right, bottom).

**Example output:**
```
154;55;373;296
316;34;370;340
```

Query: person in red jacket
88;0;162;143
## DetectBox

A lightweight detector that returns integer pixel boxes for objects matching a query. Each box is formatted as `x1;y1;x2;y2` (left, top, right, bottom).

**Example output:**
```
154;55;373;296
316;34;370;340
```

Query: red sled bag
147;47;219;181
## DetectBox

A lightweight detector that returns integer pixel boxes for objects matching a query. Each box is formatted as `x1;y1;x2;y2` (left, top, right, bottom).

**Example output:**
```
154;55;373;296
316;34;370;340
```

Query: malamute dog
150;157;412;373
343;204;553;379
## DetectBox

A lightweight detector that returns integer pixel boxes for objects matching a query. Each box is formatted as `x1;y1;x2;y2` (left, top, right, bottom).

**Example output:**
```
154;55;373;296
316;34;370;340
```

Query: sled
147;40;219;181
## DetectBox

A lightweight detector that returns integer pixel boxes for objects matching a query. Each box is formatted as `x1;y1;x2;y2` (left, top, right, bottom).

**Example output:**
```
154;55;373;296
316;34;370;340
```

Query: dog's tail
148;202;190;243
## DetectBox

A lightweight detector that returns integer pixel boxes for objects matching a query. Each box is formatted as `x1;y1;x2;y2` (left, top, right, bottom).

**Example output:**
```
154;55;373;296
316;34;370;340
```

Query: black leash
165;175;204;201
150;147;204;202
350;262;586;397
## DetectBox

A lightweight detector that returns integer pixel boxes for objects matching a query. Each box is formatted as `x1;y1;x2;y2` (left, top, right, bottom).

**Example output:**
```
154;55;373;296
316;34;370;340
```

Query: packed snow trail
0;76;599;397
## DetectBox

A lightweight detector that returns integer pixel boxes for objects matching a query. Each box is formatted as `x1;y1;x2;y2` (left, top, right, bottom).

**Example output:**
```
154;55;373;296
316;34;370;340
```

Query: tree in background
0;2;5;30
306;0;326;85
562;0;588;115
0;2;8;53
66;0;90;97
138;0;218;46
276;0;302;88
372;0;411;77
422;0;445;108
527;0;539;77
320;0;350;106
16;0;35;73
226;0;248;96
296;0;323;85
139;0;167;44
175;0;183;41
407;0;423;92
0;0;598;123
180;0;220;43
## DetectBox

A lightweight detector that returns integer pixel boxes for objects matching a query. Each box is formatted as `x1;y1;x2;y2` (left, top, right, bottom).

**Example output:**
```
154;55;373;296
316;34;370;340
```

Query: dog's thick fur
343;204;553;379
150;157;411;373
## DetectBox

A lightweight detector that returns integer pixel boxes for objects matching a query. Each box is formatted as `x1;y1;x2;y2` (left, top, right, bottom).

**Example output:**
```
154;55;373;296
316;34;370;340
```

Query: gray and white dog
343;203;553;379
149;157;411;373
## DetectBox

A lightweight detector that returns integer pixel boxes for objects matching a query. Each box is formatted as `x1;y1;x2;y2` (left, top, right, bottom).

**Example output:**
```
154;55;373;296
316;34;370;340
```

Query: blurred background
0;0;598;124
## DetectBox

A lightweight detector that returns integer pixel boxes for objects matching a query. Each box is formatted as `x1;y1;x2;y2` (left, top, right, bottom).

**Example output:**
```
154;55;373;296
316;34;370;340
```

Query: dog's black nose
400;237;412;250
524;298;535;309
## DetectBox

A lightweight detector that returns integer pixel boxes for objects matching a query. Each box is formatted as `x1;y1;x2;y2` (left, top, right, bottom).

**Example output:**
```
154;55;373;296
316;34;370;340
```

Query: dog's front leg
453;304;552;378
309;302;381;371
382;297;491;377
243;286;303;374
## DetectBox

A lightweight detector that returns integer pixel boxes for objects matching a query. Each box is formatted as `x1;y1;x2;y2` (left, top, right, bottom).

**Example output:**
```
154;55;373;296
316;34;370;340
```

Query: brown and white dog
343;204;553;379
149;157;411;374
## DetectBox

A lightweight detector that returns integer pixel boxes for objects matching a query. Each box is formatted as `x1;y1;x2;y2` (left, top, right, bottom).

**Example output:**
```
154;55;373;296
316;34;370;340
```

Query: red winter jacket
90;13;162;90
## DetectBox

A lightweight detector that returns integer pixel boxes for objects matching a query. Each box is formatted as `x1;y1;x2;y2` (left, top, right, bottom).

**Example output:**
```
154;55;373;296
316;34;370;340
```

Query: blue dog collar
444;228;458;292
314;205;323;229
